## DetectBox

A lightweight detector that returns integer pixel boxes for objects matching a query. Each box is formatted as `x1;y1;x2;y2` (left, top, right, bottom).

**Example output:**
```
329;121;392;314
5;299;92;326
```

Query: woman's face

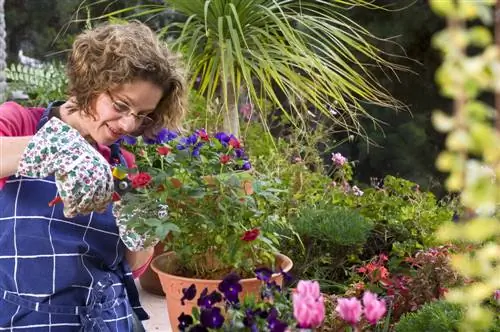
87;80;163;145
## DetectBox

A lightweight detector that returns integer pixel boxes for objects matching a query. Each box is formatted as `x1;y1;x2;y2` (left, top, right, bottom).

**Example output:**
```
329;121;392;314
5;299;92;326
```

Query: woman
0;21;186;330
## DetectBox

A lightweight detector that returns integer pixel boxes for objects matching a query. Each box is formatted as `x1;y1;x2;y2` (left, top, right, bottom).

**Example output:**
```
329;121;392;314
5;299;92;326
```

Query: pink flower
293;281;325;328
494;290;500;303
331;152;347;166
335;297;362;326
362;291;387;325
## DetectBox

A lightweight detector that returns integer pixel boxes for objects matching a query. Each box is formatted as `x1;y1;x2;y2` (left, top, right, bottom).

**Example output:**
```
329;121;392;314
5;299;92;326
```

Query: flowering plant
117;129;284;279
334;291;388;332
177;269;325;332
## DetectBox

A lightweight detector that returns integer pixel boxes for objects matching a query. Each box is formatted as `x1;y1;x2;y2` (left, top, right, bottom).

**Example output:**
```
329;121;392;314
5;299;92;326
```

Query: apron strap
36;101;65;132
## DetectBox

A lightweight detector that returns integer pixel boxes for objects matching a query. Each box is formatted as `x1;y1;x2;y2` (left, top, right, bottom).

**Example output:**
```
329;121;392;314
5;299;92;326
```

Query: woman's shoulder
0;101;44;136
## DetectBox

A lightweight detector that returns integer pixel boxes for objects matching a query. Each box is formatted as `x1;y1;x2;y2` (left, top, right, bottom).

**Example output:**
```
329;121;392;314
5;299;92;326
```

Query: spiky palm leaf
84;0;407;138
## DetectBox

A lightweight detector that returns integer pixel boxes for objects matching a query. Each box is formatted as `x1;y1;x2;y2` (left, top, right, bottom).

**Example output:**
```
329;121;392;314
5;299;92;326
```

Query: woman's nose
118;114;138;134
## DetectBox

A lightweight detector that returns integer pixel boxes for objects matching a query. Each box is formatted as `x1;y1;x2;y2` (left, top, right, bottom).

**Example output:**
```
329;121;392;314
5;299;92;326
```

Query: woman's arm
125;246;154;272
0;136;32;178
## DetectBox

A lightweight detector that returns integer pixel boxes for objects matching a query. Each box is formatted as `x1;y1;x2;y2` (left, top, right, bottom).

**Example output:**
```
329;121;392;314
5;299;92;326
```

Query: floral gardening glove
16;116;114;218
112;201;163;251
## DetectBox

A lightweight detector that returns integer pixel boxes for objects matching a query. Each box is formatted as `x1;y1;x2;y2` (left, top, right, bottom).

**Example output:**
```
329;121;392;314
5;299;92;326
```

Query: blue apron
0;103;148;331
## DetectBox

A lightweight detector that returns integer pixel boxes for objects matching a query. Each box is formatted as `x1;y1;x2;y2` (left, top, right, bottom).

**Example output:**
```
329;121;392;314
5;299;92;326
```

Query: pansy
267;308;289;332
218;273;242;304
181;284;197;305
254;267;273;283
200;307;224;329
197;288;222;309
177;312;194;331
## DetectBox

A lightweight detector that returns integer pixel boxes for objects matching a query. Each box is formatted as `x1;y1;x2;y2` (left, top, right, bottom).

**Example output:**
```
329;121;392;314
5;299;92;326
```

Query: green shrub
281;204;373;292
394;300;463;332
336;175;454;258
293;205;372;247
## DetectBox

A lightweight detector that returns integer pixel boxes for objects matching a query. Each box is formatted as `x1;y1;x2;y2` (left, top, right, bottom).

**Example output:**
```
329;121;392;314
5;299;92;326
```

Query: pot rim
150;251;293;283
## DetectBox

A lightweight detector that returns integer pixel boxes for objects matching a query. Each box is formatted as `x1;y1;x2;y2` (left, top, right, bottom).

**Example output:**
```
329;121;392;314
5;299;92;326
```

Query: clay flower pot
138;243;165;296
151;251;293;332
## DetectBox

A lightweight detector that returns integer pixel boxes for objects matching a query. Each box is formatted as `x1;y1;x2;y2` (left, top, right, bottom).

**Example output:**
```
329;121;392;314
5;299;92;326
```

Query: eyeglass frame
106;90;154;128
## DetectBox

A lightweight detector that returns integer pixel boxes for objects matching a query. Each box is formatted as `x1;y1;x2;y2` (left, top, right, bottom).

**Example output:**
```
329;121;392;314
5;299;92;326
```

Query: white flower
352;185;364;196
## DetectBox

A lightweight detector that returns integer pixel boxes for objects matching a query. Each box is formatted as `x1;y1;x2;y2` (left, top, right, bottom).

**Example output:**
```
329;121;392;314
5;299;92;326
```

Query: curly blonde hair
67;21;187;137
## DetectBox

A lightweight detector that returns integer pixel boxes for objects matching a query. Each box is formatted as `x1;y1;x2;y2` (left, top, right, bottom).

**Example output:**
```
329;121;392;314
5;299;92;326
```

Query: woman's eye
114;102;130;113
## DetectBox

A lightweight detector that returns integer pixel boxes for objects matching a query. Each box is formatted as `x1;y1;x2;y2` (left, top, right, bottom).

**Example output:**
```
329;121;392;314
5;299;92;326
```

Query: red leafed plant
350;245;464;321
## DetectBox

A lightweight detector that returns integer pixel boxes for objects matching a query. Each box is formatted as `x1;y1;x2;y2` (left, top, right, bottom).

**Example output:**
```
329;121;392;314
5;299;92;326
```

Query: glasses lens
141;116;154;126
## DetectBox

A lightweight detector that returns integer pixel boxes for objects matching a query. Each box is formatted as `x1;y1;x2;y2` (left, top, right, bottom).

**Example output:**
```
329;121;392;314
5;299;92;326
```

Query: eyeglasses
106;91;154;127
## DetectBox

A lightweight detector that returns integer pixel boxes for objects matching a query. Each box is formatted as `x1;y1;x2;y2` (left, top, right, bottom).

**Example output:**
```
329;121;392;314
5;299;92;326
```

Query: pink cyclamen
494;290;500;302
362;291;387;325
335;297;362;326
292;280;325;328
331;152;347;166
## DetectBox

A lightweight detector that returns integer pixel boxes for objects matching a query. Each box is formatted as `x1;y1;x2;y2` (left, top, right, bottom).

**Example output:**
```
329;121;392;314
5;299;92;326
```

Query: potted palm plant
115;129;293;330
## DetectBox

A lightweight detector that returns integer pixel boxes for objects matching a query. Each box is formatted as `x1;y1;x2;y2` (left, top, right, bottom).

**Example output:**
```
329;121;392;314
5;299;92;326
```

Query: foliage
428;0;500;330
176;271;324;331
283;205;372;292
6;62;67;105
350;245;464;322
119;129;286;279
395;299;499;332
394;300;463;332
335;175;454;258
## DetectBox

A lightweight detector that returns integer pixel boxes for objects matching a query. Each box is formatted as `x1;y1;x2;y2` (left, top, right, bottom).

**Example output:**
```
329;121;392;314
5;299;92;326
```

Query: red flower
241;228;260;241
157;146;171;156
131;172;152;188
198;130;210;141
220;154;231;164
112;192;121;202
228;137;241;149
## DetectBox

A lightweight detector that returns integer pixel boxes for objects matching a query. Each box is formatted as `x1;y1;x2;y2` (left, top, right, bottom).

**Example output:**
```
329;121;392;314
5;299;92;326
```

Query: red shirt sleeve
0;102;44;189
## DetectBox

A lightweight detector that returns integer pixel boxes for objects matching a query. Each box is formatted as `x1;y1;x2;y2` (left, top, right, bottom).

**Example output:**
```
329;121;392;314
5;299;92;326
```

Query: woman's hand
112;202;160;251
16;117;114;217
125;247;154;272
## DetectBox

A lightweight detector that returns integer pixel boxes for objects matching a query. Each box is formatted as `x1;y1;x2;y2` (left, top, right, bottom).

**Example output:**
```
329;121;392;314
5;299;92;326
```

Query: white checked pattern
0;175;142;330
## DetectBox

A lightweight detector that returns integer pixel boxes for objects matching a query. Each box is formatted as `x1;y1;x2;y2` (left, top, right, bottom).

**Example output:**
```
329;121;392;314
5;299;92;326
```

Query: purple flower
177;312;193;331
218;273;242;304
154;128;170;144
215;132;230;146
200;307;224;329
255;267;273;283
189;325;208;332
180;134;198;146
181;284;197;305
143;136;156;144
191;142;204;158
197;288;222;309
267;308;288;332
280;268;293;283
241;161;252;171
331;152;347;166
243;309;262;332
165;129;179;142
120;135;137;145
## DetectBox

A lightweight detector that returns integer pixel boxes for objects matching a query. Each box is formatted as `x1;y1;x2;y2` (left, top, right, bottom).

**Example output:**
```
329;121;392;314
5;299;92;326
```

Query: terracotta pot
138;243;165;296
151;252;293;332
